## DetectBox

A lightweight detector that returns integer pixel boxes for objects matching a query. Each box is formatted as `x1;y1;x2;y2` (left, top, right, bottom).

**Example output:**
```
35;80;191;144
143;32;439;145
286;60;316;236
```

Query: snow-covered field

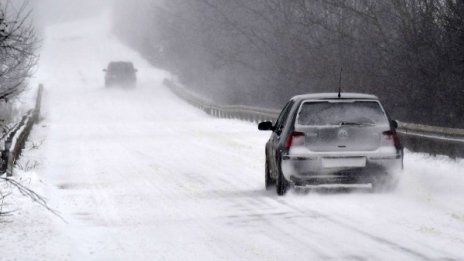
1;13;464;261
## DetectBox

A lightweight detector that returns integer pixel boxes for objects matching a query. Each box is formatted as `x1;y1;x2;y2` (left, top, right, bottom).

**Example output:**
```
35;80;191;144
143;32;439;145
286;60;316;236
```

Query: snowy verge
1;86;43;176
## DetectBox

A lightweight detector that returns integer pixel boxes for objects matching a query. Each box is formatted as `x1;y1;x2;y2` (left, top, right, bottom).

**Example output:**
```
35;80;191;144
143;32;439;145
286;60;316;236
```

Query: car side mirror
103;69;107;72
134;69;138;73
258;121;274;131
391;120;398;129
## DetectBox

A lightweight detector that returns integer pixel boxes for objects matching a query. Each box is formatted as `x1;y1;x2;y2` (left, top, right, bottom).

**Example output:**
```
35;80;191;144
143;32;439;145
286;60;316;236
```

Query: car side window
274;101;294;133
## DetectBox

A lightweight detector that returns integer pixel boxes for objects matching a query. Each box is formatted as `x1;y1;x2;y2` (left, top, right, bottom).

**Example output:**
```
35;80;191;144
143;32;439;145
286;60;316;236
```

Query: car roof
292;93;379;102
108;61;134;67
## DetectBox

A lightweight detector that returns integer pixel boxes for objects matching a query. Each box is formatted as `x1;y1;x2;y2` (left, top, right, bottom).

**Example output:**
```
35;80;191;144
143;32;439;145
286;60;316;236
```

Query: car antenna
338;67;343;99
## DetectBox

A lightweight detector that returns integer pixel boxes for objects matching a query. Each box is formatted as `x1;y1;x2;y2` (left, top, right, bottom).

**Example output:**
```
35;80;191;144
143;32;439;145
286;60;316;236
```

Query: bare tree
0;0;38;102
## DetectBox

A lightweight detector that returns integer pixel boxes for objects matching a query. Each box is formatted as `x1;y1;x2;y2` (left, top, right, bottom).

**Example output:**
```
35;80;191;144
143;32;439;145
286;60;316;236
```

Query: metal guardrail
396;124;464;158
164;79;280;123
0;84;43;176
164;79;463;159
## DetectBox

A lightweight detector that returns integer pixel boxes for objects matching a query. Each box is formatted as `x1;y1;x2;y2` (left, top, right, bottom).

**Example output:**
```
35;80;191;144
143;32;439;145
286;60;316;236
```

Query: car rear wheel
276;167;289;196
265;160;275;190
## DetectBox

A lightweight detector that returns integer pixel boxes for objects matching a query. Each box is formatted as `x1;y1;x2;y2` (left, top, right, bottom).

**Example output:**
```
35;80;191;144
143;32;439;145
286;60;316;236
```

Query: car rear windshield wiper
333;121;376;126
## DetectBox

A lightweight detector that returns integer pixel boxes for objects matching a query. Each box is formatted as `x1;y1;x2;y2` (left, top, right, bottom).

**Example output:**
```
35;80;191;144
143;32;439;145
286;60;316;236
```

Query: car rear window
297;100;389;126
108;62;134;73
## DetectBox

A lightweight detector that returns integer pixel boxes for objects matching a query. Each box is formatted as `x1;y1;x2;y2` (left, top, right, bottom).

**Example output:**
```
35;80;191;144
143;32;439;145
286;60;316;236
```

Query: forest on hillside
113;0;464;128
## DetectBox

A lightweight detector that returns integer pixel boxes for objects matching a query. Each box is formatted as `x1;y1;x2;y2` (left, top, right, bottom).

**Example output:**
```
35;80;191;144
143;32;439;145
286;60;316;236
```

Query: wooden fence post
34;84;43;123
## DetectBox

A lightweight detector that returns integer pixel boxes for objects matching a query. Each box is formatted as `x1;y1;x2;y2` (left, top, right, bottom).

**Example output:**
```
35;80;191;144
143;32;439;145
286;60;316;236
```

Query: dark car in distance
103;61;137;87
258;93;403;196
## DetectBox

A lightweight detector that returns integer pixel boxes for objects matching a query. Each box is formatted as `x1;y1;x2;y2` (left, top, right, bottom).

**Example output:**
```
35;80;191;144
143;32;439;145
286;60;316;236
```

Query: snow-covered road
1;13;464;261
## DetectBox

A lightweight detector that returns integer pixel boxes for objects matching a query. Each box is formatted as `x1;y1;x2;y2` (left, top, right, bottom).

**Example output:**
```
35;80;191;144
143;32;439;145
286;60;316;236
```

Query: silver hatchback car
258;93;403;195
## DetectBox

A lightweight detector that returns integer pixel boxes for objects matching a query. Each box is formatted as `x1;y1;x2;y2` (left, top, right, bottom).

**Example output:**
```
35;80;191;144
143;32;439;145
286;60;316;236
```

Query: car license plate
322;157;366;168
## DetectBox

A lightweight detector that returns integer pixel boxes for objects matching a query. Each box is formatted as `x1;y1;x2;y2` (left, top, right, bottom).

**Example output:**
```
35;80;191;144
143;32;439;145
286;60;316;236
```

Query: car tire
276;167;289;196
265;160;275;190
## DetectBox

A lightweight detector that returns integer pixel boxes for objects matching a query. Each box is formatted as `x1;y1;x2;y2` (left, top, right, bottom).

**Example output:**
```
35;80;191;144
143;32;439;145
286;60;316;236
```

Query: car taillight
284;131;305;148
383;130;401;149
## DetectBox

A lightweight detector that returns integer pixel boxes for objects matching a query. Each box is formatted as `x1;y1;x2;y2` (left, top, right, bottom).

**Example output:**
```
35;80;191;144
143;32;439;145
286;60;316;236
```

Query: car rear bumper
105;77;136;86
281;152;402;185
